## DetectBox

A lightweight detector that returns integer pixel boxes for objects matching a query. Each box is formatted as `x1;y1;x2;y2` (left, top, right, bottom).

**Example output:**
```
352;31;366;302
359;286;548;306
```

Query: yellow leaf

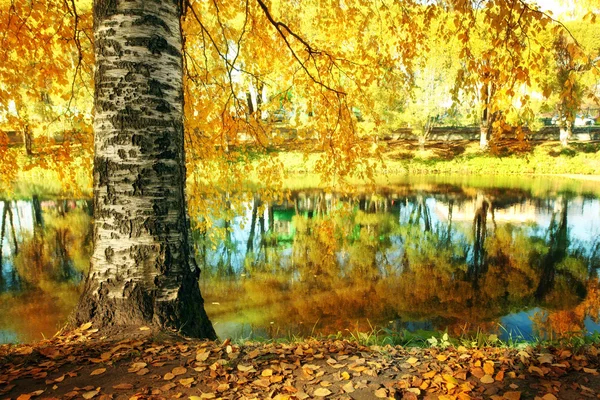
313;388;331;397
139;326;150;331
374;388;388;398
179;378;194;386
80;322;92;331
407;357;419;364
172;366;187;376
341;371;350;380
82;391;98;399
196;351;210;362
483;361;494;375
480;375;494;384
261;369;273;377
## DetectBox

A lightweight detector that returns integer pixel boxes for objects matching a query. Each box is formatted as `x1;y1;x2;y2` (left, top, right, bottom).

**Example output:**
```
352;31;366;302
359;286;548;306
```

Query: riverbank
1;325;599;400
4;140;600;199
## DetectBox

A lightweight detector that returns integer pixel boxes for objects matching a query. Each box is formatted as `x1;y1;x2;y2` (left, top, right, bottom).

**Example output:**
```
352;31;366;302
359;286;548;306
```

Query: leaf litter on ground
0;324;599;399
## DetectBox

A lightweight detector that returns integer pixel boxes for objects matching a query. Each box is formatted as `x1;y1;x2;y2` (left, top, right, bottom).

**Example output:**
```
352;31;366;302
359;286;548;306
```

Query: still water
1;176;600;343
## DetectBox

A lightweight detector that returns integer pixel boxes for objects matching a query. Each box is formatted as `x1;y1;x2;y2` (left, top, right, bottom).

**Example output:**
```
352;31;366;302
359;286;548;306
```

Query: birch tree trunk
73;0;216;339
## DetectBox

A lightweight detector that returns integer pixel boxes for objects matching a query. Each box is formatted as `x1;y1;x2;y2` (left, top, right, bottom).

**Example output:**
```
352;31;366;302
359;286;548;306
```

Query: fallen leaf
113;384;133;390
139;326;150;331
196;351;210;362
542;394;557;400
406;357;419;364
200;393;216;399
80;322;92;331
17;347;33;356
495;370;505;382
342;381;355;393
136;368;149;376
313;388;331;397
503;391;521;400
236;364;252;372
374;388;388;398
583;368;598;375
82;390;98;399
90;368;106;376
529;366;545;376
538;354;553;364
341;371;351;380
172;367;187;376
164;372;175;381
480;375;495;384
128;362;147;373
262;369;273;377
179;378;194;386
484;361;495;375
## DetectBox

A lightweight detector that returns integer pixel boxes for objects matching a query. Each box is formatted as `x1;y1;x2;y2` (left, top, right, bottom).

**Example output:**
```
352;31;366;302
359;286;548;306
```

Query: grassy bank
3;140;600;198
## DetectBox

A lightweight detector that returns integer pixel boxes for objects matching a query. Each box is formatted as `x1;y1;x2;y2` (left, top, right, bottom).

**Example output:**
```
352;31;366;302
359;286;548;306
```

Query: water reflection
1;181;600;344
197;187;600;341
0;199;92;342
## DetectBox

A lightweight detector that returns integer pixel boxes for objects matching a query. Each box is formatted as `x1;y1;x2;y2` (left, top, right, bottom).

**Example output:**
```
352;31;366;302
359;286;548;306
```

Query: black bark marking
95;156;110;187
155;99;171;113
105;246;115;262
133;14;171;33
127;36;180;57
94;0;118;23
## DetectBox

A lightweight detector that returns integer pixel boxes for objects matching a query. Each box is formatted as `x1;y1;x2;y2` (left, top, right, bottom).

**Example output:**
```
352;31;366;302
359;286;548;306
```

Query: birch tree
72;0;216;339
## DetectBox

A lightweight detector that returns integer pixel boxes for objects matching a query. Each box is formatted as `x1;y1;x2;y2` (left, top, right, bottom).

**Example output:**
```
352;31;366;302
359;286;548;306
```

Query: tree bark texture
74;0;216;339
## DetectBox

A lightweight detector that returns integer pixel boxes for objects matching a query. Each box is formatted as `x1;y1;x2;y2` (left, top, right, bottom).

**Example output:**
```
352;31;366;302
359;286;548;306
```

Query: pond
1;176;600;344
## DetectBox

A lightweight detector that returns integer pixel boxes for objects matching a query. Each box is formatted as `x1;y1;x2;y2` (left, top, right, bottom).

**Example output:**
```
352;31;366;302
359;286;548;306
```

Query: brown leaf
247;349;261;359
128;362;147;373
16;346;33;356
253;378;271;388
90;368;106;376
471;367;485;379
39;347;60;359
583;368;598;375
172;367;187;376
136;368;149;376
542;394;557;400
113;384;133;390
503;391;521;400
495;370;505;382
164;372;175;381
528;366;545;376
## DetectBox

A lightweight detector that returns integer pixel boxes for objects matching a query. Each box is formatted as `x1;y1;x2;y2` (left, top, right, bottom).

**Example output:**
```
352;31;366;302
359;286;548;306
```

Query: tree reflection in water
1;186;600;343
198;188;600;340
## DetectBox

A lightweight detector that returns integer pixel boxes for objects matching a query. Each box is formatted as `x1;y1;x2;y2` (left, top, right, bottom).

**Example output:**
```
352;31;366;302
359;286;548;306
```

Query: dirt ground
1;324;599;400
